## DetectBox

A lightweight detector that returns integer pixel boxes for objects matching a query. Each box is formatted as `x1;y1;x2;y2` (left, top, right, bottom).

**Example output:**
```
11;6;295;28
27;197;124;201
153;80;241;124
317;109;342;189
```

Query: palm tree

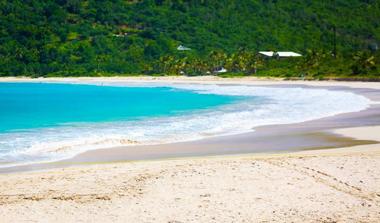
299;49;326;76
208;50;227;73
235;49;258;75
158;55;175;74
252;54;264;75
225;50;262;75
351;52;376;75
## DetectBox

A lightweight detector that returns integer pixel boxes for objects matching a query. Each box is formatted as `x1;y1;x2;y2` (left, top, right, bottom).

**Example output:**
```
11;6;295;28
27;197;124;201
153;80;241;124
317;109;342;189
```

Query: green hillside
0;0;379;78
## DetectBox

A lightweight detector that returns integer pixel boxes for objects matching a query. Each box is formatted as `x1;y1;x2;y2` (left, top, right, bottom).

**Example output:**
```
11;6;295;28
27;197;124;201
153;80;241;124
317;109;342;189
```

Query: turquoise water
0;83;239;133
0;82;371;166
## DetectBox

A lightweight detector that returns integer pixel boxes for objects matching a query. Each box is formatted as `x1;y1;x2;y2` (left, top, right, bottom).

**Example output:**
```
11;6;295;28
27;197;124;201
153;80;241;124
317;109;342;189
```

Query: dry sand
1;77;380;222
2;75;380;90
0;126;380;223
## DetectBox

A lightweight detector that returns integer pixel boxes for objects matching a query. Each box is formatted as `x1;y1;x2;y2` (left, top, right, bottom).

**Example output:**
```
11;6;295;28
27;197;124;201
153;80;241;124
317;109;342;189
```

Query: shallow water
0;82;372;166
0;83;239;132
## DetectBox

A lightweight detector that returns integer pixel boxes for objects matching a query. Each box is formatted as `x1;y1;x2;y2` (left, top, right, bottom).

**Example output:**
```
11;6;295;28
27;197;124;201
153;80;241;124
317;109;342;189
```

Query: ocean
0;82;371;166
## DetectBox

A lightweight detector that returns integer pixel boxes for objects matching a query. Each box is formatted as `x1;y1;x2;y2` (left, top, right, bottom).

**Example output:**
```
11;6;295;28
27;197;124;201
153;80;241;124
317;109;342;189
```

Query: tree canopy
0;0;379;78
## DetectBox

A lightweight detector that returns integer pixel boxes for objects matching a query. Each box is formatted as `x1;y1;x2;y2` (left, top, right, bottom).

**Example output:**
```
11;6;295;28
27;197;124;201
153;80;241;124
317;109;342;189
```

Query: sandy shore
1;126;380;222
2;76;380;172
1;77;380;222
2;75;380;89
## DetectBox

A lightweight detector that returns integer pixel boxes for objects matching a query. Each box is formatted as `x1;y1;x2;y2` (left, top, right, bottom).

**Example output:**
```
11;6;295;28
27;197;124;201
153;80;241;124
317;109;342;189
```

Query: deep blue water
0;83;239;133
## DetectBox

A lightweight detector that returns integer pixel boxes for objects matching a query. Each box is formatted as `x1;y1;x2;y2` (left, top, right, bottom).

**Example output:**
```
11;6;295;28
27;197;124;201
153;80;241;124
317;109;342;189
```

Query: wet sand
1;126;380;222
1;77;380;222
1;77;380;172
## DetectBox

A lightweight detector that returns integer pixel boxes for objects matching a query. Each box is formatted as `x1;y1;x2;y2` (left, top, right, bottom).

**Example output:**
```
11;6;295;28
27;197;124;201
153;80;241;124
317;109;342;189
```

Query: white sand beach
1;126;380;222
3;75;380;90
1;77;380;222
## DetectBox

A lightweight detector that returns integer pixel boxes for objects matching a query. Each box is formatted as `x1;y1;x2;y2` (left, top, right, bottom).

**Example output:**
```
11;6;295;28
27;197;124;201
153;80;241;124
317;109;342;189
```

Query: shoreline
1;76;380;173
2;75;380;89
1;77;380;222
1;126;380;222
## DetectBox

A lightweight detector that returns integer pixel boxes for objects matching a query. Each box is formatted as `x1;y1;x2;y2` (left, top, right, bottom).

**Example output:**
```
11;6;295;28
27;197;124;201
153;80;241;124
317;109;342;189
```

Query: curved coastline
0;77;380;173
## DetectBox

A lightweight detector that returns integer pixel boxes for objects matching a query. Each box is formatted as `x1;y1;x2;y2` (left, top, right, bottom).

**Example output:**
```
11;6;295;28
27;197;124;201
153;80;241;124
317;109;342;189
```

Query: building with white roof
258;51;302;57
177;45;192;51
215;67;227;73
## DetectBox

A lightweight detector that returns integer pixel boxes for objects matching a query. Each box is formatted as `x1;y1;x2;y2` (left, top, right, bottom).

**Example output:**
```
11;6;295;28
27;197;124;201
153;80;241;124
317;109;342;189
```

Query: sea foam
0;84;372;166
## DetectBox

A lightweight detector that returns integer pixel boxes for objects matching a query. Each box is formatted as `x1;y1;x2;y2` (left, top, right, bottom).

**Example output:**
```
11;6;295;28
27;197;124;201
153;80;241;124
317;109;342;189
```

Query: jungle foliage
0;0;379;78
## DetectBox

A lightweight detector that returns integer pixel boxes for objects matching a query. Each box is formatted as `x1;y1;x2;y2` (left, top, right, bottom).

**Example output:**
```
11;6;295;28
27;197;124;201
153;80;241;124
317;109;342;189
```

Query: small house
258;51;302;58
215;67;227;73
177;45;192;51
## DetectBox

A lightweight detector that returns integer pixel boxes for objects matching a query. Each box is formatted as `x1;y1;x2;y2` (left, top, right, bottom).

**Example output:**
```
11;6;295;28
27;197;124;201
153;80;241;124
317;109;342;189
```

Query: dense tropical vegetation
0;0;379;79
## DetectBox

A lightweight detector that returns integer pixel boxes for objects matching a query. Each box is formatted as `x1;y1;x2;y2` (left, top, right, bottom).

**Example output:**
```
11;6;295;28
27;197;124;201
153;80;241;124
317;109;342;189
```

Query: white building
215;67;227;73
177;45;192;51
112;33;128;37
258;51;302;57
